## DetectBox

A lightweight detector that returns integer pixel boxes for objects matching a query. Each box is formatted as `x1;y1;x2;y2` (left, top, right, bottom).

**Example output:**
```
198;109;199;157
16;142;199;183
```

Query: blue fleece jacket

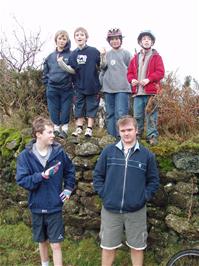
42;40;73;89
93;141;159;213
16;140;75;214
68;45;101;95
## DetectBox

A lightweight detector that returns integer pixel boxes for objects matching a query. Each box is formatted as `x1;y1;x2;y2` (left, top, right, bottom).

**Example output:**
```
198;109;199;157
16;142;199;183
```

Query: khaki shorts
100;206;148;250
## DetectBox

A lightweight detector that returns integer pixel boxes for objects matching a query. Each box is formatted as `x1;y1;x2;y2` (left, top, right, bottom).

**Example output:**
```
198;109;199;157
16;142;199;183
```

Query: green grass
0;223;160;266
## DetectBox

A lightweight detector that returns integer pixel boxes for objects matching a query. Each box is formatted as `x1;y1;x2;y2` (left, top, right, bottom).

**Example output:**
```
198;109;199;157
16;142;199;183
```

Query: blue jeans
133;95;158;139
46;86;73;125
104;93;130;137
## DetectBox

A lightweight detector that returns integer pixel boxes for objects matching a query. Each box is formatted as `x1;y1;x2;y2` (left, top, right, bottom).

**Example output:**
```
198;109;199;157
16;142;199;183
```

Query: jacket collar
116;140;140;152
25;139;61;152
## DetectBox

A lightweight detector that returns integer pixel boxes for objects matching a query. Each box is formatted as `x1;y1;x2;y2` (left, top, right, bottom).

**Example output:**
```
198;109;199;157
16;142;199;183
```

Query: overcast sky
0;0;198;83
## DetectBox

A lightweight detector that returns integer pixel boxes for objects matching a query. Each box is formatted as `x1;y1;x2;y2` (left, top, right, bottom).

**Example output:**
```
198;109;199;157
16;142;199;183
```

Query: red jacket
127;49;165;94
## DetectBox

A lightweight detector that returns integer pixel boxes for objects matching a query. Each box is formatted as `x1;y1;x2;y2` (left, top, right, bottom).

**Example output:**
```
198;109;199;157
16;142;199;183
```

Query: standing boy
16;116;75;266
43;30;73;138
100;28;132;137
58;27;102;138
93;115;159;266
127;30;165;145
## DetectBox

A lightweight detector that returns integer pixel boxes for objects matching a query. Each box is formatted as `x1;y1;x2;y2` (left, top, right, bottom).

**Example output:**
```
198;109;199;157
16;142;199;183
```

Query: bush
0;63;48;128
158;73;199;140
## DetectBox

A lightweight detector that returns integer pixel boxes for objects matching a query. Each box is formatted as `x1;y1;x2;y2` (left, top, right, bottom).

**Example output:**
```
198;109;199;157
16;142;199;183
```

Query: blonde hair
74;27;89;39
116;115;138;130
54;30;69;43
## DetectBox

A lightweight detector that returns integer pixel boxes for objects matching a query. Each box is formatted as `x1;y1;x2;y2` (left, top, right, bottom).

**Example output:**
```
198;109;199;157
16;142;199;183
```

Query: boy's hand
60;189;72;202
139;78;150;86
131;79;139;86
100;47;106;56
42;162;61;179
57;55;63;62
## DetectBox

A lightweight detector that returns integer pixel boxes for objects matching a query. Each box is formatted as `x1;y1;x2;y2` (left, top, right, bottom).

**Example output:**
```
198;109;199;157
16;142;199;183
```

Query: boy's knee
50;242;61;251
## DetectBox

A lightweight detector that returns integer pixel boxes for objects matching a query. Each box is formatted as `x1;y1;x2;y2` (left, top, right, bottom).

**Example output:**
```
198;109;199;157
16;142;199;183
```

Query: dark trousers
46;86;73;125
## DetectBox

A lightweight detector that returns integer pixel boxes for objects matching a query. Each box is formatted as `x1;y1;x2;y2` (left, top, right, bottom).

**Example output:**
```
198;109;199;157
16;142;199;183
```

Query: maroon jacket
127;49;165;94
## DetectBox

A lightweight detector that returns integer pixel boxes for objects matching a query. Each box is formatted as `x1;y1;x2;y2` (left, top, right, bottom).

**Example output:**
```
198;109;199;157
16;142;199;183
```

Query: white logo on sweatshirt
77;55;87;64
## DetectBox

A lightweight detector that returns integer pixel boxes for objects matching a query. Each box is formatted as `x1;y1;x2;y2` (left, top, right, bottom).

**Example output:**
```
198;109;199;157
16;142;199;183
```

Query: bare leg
39;241;49;264
101;248;116;266
50;242;63;266
87;117;94;128
130;248;144;266
76;117;84;127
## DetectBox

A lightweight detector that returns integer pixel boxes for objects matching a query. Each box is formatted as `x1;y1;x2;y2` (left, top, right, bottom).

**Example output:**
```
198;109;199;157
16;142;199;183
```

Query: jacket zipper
120;149;131;213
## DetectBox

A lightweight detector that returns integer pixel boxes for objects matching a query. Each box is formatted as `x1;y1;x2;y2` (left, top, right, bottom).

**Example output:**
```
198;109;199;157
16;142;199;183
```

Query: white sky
1;0;199;83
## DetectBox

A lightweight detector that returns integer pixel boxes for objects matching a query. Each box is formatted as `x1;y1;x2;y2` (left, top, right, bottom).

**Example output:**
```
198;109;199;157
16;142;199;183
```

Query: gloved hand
59;189;72;202
42;162;61;179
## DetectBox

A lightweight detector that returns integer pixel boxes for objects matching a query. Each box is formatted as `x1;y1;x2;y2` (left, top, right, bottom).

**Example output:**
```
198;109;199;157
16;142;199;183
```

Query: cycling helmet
137;30;155;44
106;28;123;42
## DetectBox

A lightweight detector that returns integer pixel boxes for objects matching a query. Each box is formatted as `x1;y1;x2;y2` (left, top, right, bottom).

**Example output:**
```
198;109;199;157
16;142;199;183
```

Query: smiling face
139;35;153;49
109;36;122;49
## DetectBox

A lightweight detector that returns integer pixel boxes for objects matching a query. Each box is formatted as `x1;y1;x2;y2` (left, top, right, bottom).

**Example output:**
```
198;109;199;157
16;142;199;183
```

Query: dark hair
32;116;54;138
116;115;138;130
137;30;155;44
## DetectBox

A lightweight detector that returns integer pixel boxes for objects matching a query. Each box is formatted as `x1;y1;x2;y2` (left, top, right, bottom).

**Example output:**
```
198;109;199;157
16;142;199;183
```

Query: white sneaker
61;124;68;133
54;124;60;132
84;128;92;137
72;127;83;137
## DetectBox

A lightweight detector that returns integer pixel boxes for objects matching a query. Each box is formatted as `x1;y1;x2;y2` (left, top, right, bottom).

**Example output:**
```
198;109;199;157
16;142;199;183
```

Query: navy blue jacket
42;40;73;89
16;140;75;214
93;141;159;213
69;45;101;95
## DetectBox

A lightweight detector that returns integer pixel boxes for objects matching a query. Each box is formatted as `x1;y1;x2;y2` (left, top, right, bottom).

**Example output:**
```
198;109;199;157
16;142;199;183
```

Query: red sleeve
127;56;137;82
148;55;165;82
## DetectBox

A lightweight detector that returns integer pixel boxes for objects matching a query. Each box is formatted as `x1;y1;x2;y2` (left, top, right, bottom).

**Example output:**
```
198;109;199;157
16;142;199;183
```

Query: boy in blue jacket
16;116;75;266
93;115;159;266
58;27;103;137
43;30;74;138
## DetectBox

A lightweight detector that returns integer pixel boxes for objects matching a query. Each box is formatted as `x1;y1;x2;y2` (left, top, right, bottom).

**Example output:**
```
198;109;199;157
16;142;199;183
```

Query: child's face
119;121;138;146
36;125;55;146
56;34;68;50
140;35;153;49
109;37;122;49
74;31;87;47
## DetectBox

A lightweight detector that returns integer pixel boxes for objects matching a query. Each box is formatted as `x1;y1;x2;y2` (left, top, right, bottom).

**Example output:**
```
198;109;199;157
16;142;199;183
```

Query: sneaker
54;130;61;137
59;131;67;139
149;136;158;146
72;127;83;137
84;128;92;137
61;124;68;132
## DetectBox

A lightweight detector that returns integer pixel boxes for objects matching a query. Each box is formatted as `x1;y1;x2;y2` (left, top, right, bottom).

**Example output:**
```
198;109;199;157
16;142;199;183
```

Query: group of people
16;26;162;266
43;26;165;145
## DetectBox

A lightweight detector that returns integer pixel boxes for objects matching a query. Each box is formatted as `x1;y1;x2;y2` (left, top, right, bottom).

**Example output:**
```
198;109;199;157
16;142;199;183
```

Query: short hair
32;116;54;138
116;115;138;130
74;27;89;39
54;30;69;43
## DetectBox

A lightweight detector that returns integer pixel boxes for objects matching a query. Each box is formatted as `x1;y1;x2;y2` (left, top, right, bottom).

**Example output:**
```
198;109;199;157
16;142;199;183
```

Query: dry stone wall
0;128;199;262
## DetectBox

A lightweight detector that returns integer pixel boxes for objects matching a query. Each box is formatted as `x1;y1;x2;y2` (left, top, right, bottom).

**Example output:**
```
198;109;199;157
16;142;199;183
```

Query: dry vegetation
158;73;199;140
